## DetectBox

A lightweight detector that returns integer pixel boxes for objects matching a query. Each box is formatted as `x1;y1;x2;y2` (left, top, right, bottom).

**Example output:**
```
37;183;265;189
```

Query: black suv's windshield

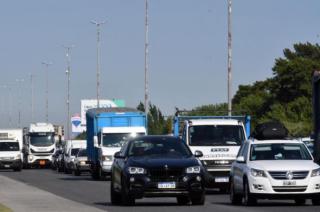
189;125;245;146
103;133;145;147
250;143;312;161
0;142;19;151
128;137;192;157
30;133;55;147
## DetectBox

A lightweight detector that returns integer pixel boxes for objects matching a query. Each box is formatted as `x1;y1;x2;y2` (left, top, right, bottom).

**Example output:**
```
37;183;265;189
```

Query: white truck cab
98;126;146;176
181;119;247;190
25;123;55;167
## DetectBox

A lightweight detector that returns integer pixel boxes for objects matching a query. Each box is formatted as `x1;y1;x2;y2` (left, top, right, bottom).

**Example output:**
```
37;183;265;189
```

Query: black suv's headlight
186;166;201;174
128;167;146;174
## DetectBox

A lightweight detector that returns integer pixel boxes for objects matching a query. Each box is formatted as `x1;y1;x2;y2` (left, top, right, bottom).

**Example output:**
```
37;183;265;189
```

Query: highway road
0;169;319;212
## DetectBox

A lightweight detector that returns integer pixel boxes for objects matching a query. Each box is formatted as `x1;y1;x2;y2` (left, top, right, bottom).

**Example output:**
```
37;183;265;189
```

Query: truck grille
268;171;309;180
272;186;307;192
148;168;183;182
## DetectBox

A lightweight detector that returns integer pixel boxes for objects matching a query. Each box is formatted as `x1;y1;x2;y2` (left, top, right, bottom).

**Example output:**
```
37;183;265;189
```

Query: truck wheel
243;179;257;206
312;199;320;205
294;199;306;205
74;168;81;176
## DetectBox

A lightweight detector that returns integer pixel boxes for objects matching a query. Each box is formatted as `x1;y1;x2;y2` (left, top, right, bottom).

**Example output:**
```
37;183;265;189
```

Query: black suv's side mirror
236;156;245;163
114;151;125;159
194;150;203;158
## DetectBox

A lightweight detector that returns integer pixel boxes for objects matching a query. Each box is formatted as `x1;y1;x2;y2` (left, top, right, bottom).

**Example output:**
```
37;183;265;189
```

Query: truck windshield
71;148;80;156
250;143;312;161
102;133;145;147
30;133;55;147
189;125;245;146
0;142;19;151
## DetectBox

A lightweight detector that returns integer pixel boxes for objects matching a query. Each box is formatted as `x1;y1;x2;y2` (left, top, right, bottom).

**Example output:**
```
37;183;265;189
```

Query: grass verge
0;203;12;212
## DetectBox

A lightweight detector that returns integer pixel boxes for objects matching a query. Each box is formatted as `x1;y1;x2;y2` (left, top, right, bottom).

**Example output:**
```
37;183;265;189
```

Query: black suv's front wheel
243;179;257;206
230;178;242;205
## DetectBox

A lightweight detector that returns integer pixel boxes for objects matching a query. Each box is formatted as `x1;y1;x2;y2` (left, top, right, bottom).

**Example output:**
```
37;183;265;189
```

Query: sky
0;0;319;128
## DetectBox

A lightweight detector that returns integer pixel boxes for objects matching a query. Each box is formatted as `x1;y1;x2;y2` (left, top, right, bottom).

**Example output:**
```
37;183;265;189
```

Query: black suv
111;135;206;206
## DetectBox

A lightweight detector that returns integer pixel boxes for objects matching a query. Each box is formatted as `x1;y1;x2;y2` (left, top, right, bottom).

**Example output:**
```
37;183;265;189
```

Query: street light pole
227;0;232;116
63;45;74;140
144;0;150;130
42;61;52;123
16;78;25;128
30;74;34;123
91;20;106;109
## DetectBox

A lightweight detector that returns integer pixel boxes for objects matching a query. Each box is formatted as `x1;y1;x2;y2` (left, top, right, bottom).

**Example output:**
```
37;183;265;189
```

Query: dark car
110;135;206;206
51;149;62;170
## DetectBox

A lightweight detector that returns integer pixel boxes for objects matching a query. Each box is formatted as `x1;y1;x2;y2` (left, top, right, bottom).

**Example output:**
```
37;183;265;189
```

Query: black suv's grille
148;168;184;182
268;171;309;180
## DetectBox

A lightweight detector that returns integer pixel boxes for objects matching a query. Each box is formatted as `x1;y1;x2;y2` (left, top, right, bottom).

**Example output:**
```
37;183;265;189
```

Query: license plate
158;182;176;189
215;177;229;183
39;160;46;165
283;180;296;186
4;165;10;168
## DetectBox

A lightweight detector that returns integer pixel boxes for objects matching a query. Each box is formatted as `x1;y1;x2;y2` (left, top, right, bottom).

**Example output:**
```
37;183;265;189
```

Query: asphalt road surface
0;169;319;212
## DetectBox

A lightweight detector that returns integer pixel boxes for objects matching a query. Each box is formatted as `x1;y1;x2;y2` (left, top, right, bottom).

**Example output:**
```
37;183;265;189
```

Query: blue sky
0;0;319;127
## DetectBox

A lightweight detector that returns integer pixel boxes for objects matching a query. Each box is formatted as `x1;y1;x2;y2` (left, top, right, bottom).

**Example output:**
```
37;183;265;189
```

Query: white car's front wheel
230;179;242;205
243;179;257;206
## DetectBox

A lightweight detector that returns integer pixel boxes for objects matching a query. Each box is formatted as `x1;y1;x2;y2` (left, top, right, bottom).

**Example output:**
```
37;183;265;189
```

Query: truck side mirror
94;136;99;147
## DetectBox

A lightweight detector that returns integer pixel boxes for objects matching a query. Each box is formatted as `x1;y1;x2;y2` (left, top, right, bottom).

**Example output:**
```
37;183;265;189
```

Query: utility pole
63;45;74;140
91;20;106;109
227;0;232;116
42;61;52;123
30;74;34;123
16;78;24;128
144;0;150;130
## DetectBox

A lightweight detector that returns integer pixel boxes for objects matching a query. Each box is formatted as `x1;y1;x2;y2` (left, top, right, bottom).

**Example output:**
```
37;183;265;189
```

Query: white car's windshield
250;143;312;161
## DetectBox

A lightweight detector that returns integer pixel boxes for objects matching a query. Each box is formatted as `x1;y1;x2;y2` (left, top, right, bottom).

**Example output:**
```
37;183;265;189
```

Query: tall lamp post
144;0;150;130
29;74;34;123
227;0;232;116
16;78;25;128
63;45;74;140
91;20;106;109
0;85;12;127
42;61;52;123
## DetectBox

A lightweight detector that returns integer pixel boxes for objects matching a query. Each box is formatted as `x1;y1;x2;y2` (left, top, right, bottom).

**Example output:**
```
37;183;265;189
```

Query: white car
230;139;320;206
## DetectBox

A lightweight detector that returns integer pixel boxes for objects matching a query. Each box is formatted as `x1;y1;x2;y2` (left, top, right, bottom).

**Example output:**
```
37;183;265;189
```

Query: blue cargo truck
173;113;251;191
86;108;147;180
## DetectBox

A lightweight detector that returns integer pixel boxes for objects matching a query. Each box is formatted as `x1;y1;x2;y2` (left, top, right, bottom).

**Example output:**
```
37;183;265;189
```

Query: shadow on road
213;201;314;207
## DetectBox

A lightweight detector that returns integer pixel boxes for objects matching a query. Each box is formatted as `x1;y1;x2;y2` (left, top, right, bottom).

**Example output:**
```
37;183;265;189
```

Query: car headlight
102;155;113;161
28;155;34;160
128;167;145;174
311;168;320;177
80;161;86;165
186;166;201;174
250;168;266;177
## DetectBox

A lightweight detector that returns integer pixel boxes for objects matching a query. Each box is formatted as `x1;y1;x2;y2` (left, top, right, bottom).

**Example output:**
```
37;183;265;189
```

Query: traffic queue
0;108;319;207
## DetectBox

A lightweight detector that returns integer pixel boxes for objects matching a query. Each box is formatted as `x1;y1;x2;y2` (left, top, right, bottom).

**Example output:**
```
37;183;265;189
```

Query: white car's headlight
311;168;320;177
128;167;145;174
251;168;267;177
80;161;86;165
186;166;201;174
102;155;113;161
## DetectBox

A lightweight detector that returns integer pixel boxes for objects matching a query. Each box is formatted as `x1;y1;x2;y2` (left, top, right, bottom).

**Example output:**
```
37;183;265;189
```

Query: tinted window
128;137;192;157
30;133;54;147
0;142;19;151
189;125;245;146
77;149;87;157
71;148;80;156
250;143;312;161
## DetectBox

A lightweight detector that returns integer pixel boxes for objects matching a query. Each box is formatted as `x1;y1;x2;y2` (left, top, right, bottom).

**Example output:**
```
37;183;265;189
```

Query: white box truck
0;129;23;171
